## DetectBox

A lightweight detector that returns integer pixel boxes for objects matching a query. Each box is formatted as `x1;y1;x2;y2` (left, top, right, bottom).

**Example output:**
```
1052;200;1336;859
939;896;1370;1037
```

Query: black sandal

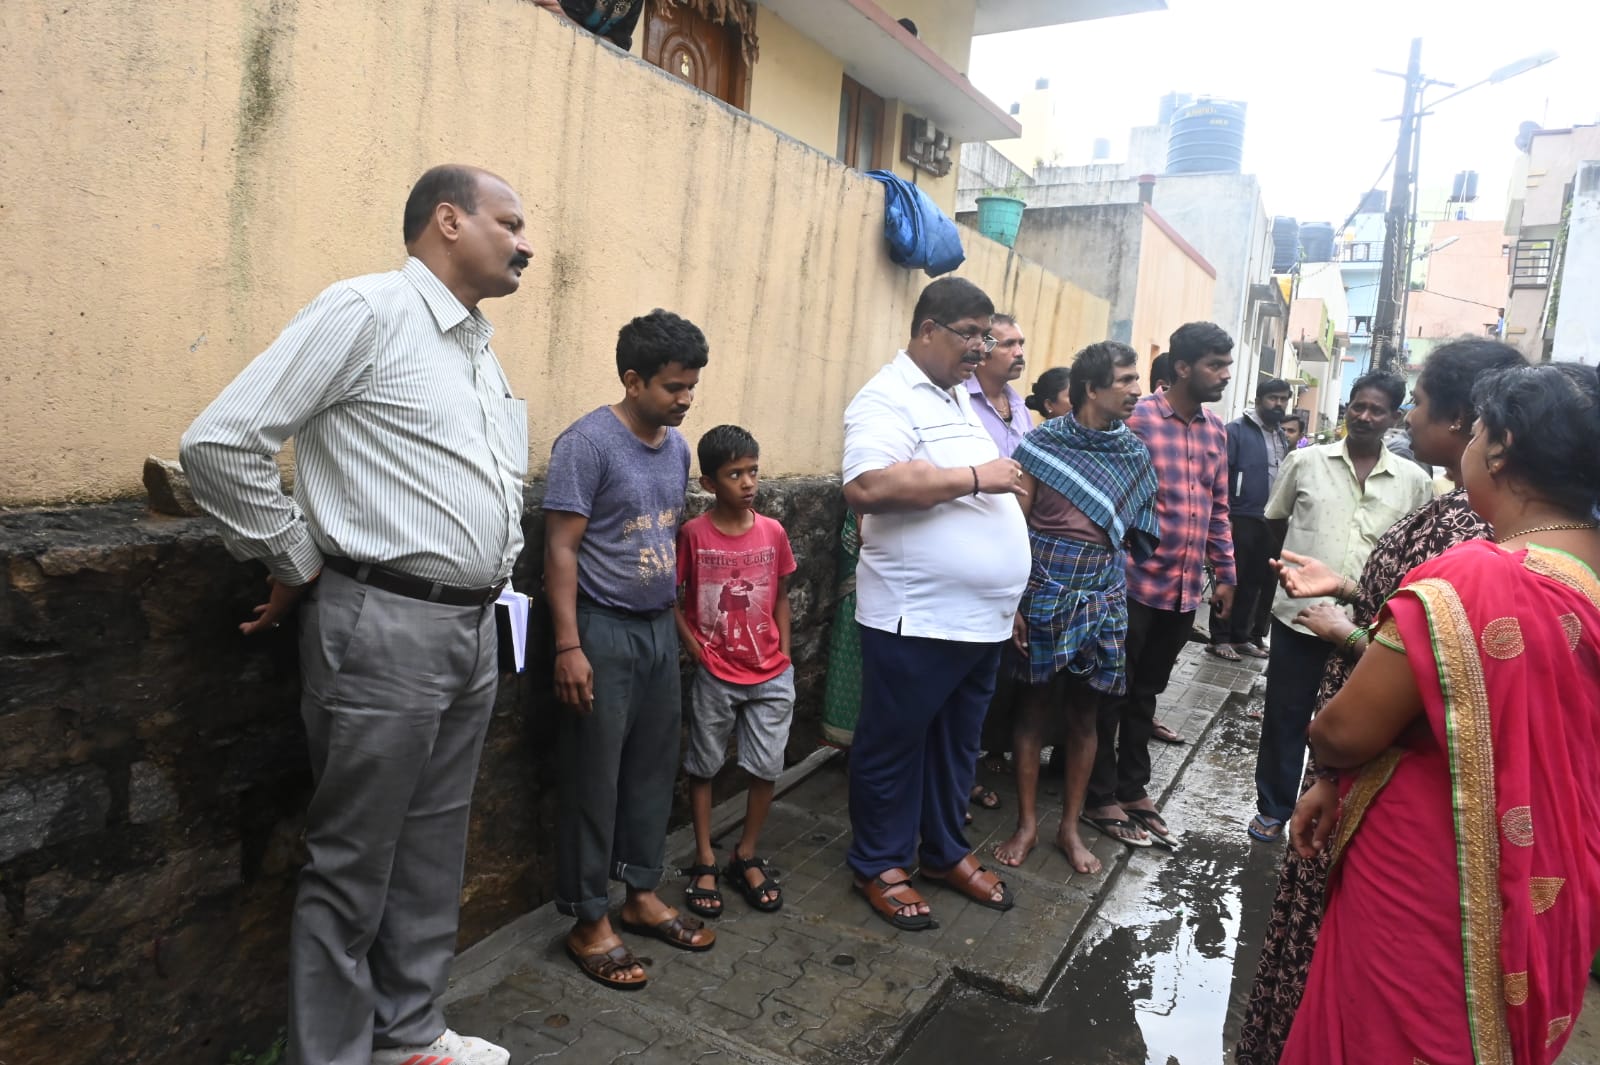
684;863;723;919
724;853;783;912
969;784;1002;810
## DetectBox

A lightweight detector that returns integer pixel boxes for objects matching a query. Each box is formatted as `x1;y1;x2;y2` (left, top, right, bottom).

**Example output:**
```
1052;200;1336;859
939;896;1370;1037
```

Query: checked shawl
1014;413;1159;562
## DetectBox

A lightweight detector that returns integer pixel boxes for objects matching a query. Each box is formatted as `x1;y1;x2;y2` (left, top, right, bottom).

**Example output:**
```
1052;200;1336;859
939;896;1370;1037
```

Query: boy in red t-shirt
674;425;797;918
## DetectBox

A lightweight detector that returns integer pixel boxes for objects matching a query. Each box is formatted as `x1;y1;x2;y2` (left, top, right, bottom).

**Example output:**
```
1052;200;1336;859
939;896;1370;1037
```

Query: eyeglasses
930;320;998;353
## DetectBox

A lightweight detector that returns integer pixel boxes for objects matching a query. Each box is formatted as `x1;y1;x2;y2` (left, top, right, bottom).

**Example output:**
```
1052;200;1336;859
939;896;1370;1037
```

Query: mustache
509;253;531;270
961;353;985;364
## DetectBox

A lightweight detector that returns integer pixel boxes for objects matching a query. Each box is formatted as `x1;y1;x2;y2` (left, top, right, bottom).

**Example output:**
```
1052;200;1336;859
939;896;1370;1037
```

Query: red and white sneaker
370;1029;509;1065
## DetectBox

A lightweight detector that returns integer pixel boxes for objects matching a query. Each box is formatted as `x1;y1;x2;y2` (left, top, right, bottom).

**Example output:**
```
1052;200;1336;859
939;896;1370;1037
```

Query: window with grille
1511;239;1554;288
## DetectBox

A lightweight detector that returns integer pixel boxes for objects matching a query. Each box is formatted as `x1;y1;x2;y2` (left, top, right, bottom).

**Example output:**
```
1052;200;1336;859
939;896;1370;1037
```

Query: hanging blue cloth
864;170;966;277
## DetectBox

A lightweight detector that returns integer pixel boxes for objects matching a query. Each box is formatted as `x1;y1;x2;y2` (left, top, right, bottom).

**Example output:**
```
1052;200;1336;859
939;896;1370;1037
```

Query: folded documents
494;588;530;673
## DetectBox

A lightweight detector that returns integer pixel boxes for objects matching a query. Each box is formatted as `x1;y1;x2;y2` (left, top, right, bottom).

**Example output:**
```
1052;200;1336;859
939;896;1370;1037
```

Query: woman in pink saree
1282;363;1600;1065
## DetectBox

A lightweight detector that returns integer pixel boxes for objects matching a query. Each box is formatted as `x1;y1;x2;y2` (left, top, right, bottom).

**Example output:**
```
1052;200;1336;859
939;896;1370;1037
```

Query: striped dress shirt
180;257;528;588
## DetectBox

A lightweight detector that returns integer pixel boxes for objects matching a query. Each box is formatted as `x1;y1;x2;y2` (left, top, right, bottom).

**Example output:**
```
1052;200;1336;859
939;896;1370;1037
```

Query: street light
1372;43;1558;372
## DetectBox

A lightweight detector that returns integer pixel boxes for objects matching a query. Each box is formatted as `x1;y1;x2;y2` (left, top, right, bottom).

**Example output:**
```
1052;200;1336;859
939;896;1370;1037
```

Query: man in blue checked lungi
991;341;1159;875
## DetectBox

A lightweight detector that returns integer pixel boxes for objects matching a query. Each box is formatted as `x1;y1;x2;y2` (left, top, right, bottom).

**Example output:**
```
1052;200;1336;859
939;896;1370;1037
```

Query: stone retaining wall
0;478;845;1064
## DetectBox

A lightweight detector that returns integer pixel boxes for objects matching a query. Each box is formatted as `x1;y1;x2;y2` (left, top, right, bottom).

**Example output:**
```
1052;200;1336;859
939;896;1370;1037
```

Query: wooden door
642;1;748;109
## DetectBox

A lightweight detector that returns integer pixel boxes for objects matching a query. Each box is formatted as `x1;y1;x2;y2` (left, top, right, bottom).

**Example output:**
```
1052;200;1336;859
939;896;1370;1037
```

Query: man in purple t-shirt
543;309;714;990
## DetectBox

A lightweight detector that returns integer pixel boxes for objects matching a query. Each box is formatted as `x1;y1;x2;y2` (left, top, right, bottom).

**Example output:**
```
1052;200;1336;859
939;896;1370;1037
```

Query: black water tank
1299;222;1336;263
1166;99;1246;174
1271;216;1300;273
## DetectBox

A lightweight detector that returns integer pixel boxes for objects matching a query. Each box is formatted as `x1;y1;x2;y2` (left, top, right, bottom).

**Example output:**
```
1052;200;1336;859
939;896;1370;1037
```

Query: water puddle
897;695;1282;1065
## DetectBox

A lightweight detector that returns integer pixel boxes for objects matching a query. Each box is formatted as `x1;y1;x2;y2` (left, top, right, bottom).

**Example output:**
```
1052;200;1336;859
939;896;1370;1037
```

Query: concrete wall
958;140;1033;198
1004;203;1144;345
747;8;846;157
0;480;846;1065
0;0;1106;506
1553;161;1600;364
1522;126;1600;229
1129;211;1218;375
960;201;1214;386
1145;173;1272;420
1406;220;1509;343
891;0;978;70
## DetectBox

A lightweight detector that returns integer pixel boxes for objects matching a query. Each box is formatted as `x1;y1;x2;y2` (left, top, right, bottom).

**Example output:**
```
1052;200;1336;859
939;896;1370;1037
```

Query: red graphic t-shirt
677;512;797;685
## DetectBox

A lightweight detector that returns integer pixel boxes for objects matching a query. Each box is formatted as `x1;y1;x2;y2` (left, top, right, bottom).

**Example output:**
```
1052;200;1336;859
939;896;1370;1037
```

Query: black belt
322;556;505;607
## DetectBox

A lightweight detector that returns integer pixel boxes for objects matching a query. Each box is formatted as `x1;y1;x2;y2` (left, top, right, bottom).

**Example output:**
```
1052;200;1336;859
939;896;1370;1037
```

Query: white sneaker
371;1028;510;1065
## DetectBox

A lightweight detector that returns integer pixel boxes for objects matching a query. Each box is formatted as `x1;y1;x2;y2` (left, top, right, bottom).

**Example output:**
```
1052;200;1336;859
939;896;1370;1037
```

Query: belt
322;555;505;607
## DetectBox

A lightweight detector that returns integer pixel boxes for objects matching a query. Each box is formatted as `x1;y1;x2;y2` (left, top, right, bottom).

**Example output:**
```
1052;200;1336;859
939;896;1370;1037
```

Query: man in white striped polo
181;165;530;1065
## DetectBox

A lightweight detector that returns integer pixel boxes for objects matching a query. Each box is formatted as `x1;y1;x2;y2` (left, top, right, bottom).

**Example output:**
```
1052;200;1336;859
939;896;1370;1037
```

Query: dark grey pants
288;569;499;1065
555;602;682;921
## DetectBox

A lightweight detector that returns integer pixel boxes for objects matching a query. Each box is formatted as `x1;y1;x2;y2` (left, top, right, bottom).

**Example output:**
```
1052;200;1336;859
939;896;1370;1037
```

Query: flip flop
1079;812;1153;848
1204;644;1243;662
1125;807;1178;851
1152;723;1187;745
1248;813;1285;842
565;940;648;991
1238;643;1270;659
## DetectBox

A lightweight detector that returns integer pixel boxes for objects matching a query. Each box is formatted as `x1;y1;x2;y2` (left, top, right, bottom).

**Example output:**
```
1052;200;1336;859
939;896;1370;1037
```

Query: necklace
1495;521;1598;544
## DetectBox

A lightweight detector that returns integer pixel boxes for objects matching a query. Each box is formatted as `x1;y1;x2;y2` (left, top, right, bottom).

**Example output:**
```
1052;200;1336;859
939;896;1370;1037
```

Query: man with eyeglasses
840;277;1030;931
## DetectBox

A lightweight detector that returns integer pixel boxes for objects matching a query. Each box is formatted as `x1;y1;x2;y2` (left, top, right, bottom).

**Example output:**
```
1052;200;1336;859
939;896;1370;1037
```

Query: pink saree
1282;542;1600;1064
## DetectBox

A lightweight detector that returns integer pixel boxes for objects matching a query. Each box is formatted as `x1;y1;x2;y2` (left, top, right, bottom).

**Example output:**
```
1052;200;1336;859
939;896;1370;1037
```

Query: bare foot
1056;823;1103;875
992;823;1038;867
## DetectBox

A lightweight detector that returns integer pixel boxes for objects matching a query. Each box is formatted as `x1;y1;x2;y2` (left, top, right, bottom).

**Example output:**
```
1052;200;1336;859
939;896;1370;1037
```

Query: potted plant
975;177;1026;248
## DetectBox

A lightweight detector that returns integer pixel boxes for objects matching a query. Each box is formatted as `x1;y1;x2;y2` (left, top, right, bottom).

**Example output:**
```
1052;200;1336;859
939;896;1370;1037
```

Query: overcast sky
968;0;1598;228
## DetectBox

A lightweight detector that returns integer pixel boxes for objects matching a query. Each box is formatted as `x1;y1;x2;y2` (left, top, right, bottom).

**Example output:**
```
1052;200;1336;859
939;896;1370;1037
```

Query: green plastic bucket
975;195;1026;248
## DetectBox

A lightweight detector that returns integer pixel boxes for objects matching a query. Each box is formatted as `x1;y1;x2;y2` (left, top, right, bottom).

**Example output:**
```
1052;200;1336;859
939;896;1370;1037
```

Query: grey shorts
684;664;796;781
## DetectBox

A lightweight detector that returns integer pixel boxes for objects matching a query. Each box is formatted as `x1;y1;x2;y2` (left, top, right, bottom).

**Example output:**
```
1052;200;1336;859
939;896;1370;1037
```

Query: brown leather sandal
565;939;648;990
618;911;716;952
921;852;1015;912
854;870;936;931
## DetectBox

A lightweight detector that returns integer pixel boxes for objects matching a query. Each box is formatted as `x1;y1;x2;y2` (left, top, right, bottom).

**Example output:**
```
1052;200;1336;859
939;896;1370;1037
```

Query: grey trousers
555;602;681;921
288;569;499;1065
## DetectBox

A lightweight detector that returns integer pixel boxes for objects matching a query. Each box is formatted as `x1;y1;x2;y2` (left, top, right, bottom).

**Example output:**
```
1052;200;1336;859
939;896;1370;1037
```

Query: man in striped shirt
181;165;530;1065
1083;322;1237;850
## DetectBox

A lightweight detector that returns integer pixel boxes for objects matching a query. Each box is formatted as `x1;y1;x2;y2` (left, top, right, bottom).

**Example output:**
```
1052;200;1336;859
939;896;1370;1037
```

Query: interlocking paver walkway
442;641;1261;1063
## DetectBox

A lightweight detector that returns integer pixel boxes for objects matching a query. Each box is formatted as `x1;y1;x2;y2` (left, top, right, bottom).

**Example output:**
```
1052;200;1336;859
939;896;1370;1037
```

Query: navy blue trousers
1253;619;1332;822
847;624;1002;878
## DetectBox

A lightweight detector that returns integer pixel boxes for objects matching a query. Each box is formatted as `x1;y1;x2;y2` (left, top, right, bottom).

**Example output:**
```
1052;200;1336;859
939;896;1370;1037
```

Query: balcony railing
1511;238;1554;288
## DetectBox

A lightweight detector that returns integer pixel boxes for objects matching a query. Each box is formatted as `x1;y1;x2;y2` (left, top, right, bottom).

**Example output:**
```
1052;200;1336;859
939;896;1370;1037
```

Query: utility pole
1374;38;1422;372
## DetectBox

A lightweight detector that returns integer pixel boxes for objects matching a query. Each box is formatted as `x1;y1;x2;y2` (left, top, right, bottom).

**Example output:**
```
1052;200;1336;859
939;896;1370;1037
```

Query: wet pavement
436;637;1600;1063
898;689;1600;1065
895;684;1280;1065
437;640;1259;1063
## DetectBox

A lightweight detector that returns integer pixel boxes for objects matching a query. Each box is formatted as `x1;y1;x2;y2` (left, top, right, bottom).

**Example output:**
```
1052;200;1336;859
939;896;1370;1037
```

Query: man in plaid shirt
1082;322;1237;849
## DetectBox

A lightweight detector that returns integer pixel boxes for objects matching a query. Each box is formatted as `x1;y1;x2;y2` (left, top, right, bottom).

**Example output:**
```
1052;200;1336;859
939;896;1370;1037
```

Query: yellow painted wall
891;0;979;70
1130;215;1218;385
0;0;1106;505
746;8;845;157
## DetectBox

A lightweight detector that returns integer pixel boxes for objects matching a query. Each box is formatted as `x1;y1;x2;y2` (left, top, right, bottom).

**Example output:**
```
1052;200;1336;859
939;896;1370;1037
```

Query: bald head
403;164;510;246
